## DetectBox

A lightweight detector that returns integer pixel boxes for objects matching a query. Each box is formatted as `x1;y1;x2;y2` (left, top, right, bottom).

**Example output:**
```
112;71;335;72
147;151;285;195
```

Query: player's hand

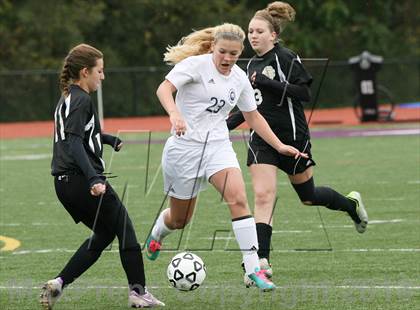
278;144;308;159
169;110;187;136
115;142;123;151
250;71;257;86
90;182;106;196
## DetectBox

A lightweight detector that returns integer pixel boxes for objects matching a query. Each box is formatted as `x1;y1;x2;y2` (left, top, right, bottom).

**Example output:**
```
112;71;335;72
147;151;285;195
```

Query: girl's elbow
156;81;165;96
307;87;312;100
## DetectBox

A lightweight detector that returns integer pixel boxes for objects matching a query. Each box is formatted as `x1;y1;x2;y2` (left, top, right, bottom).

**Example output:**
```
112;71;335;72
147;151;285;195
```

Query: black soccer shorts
54;174;139;248
247;139;316;175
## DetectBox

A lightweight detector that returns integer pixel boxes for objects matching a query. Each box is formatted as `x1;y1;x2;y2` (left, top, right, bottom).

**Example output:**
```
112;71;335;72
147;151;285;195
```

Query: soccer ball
167;252;206;291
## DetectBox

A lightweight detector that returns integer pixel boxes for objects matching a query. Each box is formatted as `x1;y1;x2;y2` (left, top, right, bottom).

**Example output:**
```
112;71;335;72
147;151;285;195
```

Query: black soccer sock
256;222;272;261
120;244;146;295
292;177;361;223
115;208;146;294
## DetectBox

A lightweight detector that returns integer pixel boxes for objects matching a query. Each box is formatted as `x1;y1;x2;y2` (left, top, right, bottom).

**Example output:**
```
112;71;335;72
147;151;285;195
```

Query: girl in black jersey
227;2;368;283
40;44;164;309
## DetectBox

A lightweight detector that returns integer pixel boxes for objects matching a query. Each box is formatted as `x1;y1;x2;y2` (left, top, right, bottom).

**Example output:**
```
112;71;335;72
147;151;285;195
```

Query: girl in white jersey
146;23;306;291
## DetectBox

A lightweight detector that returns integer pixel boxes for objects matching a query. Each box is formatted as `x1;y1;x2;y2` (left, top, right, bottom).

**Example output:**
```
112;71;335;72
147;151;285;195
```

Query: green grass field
1;127;419;309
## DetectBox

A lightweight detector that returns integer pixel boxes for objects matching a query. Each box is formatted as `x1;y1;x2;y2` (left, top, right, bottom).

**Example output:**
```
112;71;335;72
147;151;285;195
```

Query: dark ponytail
59;44;103;96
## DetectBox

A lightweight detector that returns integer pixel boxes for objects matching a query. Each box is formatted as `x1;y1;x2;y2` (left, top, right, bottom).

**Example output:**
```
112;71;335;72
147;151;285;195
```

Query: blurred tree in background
0;0;418;121
1;0;418;70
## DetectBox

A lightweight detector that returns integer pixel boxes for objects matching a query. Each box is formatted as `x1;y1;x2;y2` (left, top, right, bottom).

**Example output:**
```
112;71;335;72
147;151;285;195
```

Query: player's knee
228;194;247;210
119;242;140;252
87;234;114;252
254;188;276;206
292;177;316;206
301;200;313;206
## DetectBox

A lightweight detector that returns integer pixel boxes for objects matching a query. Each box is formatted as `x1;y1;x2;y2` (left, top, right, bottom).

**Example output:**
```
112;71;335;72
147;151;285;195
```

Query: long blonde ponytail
164;23;245;65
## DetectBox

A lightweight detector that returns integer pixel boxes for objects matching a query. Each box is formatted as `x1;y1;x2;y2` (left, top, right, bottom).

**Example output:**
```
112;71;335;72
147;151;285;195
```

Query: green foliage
0;0;106;70
0;0;418;70
0;0;418;121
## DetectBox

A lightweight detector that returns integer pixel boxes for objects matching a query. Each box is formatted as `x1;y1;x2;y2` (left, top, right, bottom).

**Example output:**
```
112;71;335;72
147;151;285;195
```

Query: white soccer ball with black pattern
167;252;206;291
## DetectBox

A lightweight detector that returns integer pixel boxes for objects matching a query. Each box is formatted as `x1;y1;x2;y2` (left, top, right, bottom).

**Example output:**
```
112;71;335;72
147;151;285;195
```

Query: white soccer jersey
166;53;257;143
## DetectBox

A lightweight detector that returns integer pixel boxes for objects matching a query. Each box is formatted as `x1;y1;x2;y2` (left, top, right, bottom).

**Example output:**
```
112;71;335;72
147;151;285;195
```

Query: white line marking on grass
272;230;312;233
1;218;415;228
408;180;420;184
0;143;49;151
351;129;420;136
199;230;312;240
0;154;51;160
199;237;234;240
322;219;411;228
369;198;405;201
0;223;63;227
9;248;420;255
1;284;419;290
297;285;420;290
369;219;404;224
320;225;353;228
342;248;420;252
145;164;162;197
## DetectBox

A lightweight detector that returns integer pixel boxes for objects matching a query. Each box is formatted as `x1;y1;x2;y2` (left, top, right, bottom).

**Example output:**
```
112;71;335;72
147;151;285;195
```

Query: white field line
145;163;162;197
407;180;420;184
272;230;312;233
6;248;420;256
368;198;405;201
0;143;50;151
321;225;353;228
323;219;409;228
199;230;312;240
1;219;415;227
350;128;420;136
0;284;419;290
369;219;404;224
0;153;51;160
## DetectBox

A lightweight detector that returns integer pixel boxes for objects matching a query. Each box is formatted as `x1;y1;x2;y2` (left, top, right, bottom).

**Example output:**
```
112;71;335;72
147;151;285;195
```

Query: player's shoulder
180;54;210;67
231;64;249;81
68;85;92;110
275;44;299;61
173;54;209;76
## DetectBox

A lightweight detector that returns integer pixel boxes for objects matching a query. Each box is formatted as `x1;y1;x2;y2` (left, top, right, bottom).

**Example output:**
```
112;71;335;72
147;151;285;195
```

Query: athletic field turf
1;124;419;309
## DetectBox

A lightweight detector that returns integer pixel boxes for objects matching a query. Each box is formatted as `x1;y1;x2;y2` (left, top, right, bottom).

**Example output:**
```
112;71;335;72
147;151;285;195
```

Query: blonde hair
164;23;246;65
253;1;295;40
59;44;103;96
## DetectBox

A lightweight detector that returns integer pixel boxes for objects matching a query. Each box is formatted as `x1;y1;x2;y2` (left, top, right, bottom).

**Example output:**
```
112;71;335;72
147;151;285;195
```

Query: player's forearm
255;73;311;102
242;110;285;152
156;80;179;116
101;133;122;151
226;110;245;130
68;133;103;187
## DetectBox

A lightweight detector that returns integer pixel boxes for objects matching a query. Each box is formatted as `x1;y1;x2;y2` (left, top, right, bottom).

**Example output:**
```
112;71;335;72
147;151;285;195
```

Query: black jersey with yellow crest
51;84;104;176
247;43;312;142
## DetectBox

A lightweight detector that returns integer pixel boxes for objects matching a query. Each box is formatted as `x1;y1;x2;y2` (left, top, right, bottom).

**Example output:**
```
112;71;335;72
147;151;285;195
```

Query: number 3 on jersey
254;88;263;105
206;97;226;113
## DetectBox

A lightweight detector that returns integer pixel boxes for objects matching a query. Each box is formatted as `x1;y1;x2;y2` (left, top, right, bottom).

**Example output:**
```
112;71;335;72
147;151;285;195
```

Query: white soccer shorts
162;136;240;199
